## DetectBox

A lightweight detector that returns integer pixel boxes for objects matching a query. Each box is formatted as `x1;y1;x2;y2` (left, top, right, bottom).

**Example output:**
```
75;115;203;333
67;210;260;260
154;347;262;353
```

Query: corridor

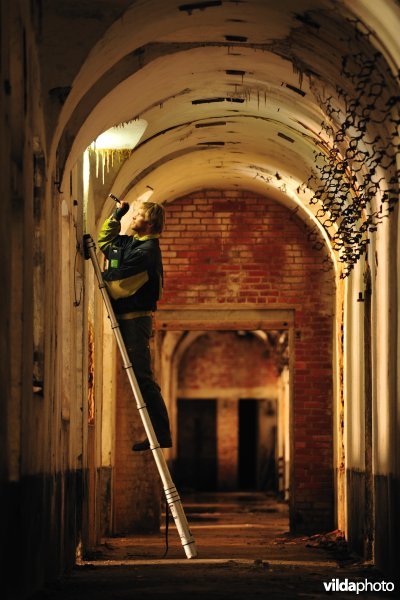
1;1;400;598
31;493;390;599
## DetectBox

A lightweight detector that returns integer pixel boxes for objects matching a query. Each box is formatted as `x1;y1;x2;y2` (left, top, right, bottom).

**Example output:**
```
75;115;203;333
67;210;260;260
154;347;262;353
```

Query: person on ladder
98;199;172;451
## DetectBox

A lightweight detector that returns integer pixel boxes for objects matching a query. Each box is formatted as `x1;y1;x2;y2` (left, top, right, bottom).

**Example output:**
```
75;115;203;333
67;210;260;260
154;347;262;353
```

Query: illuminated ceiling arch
53;0;400;278
102;151;336;269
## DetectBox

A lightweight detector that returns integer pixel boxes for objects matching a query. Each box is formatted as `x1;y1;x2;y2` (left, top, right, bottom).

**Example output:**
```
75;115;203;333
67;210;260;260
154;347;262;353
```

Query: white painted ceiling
50;0;400;269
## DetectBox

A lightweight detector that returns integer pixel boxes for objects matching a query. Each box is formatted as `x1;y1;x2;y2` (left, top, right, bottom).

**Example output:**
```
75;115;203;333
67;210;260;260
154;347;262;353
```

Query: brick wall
114;355;162;533
178;331;278;390
160;189;334;532
217;398;239;490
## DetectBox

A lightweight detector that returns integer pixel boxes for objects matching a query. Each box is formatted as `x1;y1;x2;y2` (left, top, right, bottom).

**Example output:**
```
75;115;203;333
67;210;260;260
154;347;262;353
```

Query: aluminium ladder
83;233;197;559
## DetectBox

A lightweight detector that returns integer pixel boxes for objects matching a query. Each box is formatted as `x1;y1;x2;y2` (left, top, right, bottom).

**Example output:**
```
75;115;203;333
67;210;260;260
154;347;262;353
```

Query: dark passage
238;399;258;490
176;399;217;491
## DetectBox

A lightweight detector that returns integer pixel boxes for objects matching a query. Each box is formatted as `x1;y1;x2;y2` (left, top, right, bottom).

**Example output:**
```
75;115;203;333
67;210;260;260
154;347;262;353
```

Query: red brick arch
160;189;335;532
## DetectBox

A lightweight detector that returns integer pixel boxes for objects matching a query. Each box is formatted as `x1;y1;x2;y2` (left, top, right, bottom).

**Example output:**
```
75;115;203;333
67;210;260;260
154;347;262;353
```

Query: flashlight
109;193;120;203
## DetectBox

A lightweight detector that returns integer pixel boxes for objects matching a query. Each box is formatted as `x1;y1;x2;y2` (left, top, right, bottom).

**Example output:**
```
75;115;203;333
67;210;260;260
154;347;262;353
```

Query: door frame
154;305;295;503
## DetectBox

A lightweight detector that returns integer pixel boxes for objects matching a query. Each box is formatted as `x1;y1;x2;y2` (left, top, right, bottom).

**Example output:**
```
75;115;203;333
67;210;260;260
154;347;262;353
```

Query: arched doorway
174;330;285;495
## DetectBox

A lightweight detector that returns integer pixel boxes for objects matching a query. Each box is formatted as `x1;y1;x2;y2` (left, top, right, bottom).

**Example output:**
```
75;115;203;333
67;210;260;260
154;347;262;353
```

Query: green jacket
98;217;163;314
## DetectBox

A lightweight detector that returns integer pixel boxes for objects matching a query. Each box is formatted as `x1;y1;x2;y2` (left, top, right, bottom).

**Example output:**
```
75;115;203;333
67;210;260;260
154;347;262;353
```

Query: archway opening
172;329;289;498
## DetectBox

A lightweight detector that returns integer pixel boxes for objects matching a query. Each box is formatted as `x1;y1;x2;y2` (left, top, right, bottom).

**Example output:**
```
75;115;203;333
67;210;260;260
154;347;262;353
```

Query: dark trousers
119;316;172;443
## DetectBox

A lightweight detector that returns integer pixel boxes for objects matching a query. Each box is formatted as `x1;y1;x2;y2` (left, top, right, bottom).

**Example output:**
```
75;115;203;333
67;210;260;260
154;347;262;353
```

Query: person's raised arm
98;201;129;256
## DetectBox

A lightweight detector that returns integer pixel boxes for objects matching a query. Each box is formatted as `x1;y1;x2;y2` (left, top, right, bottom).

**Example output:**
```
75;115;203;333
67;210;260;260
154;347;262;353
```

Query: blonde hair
142;202;165;234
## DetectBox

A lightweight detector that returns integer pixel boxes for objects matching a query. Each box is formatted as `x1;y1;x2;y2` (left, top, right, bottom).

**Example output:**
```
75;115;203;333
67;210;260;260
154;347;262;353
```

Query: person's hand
112;201;130;221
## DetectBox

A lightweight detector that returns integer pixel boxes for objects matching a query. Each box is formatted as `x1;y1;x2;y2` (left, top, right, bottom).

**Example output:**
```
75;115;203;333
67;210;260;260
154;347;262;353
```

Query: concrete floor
30;493;396;599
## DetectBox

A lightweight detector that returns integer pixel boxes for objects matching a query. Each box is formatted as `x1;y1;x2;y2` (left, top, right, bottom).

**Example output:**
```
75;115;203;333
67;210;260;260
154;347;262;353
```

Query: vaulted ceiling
43;0;400;277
